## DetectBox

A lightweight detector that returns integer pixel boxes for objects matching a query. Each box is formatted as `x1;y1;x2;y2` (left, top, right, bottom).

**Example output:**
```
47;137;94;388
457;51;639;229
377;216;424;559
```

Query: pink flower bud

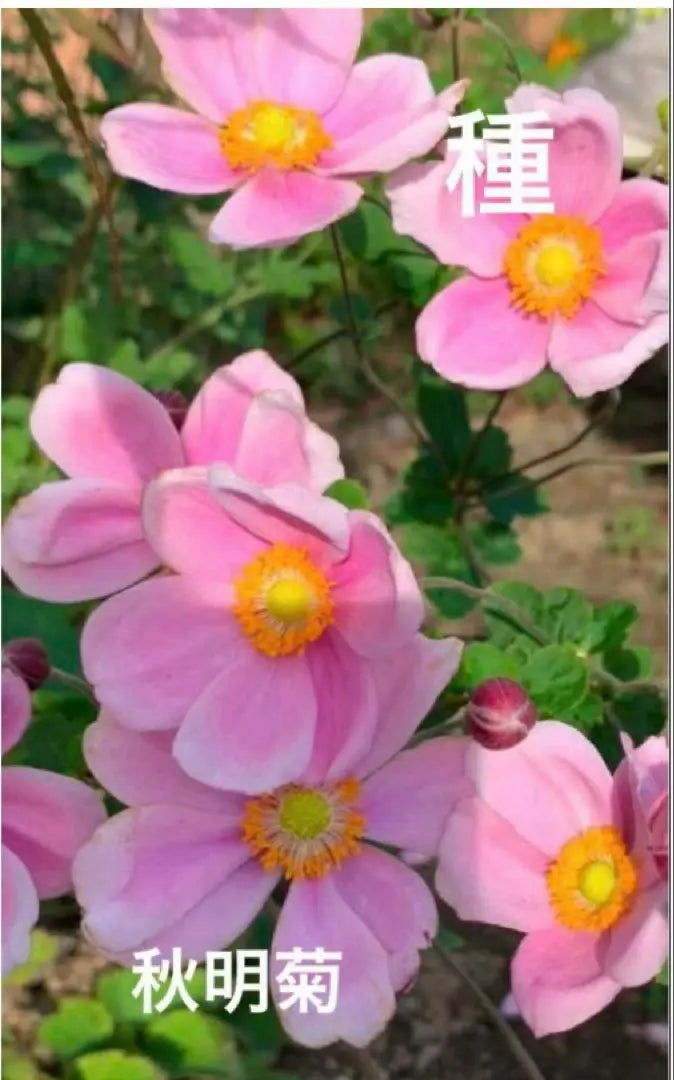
466;678;537;750
3;637;50;691
152;389;189;431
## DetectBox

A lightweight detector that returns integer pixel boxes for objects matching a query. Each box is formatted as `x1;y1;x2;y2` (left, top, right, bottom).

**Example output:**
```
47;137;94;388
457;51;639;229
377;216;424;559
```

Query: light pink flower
101;10;465;249
435;722;669;1036
1;665;105;974
387;86;669;397
74;634;464;1047
81;465;440;794
2;353;342;602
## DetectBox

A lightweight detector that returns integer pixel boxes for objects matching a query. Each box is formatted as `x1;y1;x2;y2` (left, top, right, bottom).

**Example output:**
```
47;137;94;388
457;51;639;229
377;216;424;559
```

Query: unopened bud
3;637;50;690
152;389;189;431
466;678;537;750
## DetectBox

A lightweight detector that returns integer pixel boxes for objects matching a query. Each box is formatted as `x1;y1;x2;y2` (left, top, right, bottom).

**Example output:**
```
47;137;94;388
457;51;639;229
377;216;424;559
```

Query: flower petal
30;363;183;485
2;479;155;603
234;392;340;489
208;170;362;250
1;668;31;754
416;277;548;390
593;233;667;324
81;574;239;731
2;846;38;975
600;887;668;988
597;178;670;253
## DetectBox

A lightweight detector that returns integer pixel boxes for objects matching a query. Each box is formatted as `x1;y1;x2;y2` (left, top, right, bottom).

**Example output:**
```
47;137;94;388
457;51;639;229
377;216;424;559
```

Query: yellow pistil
546;826;637;933
219;100;332;172
242;779;365;879
232;543;334;658
504;214;604;318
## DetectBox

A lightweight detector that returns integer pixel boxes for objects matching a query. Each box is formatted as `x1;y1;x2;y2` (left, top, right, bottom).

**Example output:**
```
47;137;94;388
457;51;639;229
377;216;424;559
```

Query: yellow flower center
546;826;637;933
504;215;604;318
232;543;334;658
219;100;332;172
243;779;365;879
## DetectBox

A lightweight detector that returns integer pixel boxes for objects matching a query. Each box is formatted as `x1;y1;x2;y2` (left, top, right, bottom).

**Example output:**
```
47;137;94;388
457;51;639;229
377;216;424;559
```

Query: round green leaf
37;998;114;1061
72;1050;160;1080
142;1010;241;1077
324;478;369;510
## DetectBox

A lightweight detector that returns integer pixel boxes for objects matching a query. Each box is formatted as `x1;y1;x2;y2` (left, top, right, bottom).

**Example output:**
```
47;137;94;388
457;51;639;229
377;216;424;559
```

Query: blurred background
1;8;669;1080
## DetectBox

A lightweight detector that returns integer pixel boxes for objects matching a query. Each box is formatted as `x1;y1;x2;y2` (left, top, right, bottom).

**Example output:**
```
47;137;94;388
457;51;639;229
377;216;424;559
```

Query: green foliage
71;1051;160;1080
37;998;115;1061
324;478;369;510
141;1011;242;1078
3;929;59;987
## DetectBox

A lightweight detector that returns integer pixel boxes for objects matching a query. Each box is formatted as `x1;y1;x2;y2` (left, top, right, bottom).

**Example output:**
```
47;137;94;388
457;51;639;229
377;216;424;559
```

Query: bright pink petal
334;846;437;991
173;642;316;794
142;468;264;581
355;634;463;776
549;304;669;397
416;277;548;390
601;886;668;988
387;156;525;276
2;479;155;603
84;714;243;814
512;927;619;1037
2;846;38;975
332;512;423;657
465;720;614;857
2;766;104;898
81;574;238;731
302;631;377;784
597;178;670;253
320;57;456;175
507;86;622;221
592;233;666;323
2;668;31;754
208;170;362;249
101;104;239;194
31;363;183;485
435;796;552;933
362;738;472;858
271;876;395;1048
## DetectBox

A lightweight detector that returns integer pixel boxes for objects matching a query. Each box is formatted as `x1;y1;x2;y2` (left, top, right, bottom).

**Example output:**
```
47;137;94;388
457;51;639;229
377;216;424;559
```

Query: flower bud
152;389;189;431
3;637;50;690
466;677;537;750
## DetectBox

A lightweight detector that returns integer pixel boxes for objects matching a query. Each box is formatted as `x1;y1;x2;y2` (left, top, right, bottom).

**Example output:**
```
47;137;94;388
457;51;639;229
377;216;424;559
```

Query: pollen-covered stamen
546;825;637;933
242;779;365;879
219;100;333;172
504;214;604;318
232;543;334;658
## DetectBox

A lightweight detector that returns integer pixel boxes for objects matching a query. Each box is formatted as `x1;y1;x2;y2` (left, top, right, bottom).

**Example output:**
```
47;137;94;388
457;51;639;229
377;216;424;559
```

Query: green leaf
470;426;512;479
601;645;654;682
564;691;604;732
60;303;90;362
483;581;544;647
142;1011;242;1077
612;688;666;744
400;522;477;618
2;140;57;167
456;642;521;692
469;521;521;566
95;967;207;1023
72;1050;160;1080
3;929;58;987
385;450;454;526
1;588;82;674
656;959;668;985
542;587;593;644
338;202;398;262
324;478;369;510
0;1047;47;1080
483;474;547;525
37;998;114;1060
165;225;234;294
583;600;639;653
416;373;471;472
521;644;589;717
4;689;92;776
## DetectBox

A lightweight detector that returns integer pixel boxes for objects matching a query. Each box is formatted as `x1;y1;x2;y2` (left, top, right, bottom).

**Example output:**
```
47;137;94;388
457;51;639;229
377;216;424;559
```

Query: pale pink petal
333;846;437;992
613;735;668;858
208;170;362;250
73;804;249;955
271;876;395;1048
233;393;333;488
84;714;243;814
2;479;155;603
31;363;183;485
2;668;31;754
320;57;455;175
2;766;104;898
601;887;668;987
101;105;239;194
436;797;553;933
142;468;264;581
2;846;38;975
301;631;377;784
173;642;316;794
507;85;622;221
355;634;463;776
512;927;620;1037
81;574;239;731
417;277;549;390
549;304;669;397
465;721;614;857
387;156;525;276
597;178;669;253
301;419;346;492
208;466;350;562
593;233;666;323
331;512;424;657
362;738;472;858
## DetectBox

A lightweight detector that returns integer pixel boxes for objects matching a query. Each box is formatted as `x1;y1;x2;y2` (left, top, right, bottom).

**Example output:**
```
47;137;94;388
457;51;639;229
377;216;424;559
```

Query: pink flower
81;465;439;794
2;353;342;602
435;722;669;1036
387;86;669;397
74;633;464;1047
1;665;105;974
101;10;465;249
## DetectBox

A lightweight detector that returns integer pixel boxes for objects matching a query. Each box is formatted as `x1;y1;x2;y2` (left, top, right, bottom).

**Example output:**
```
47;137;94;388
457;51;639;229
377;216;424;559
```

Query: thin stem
457;392;508;492
411;711;466;745
143;284;264;365
467;13;524;83
434;943;547;1080
49;668;96;703
422;576;548;646
287;300;397;371
450;10;463;85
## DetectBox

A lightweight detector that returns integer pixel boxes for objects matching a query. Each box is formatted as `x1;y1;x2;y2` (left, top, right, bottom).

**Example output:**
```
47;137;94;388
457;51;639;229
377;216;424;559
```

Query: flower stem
49;667;96;703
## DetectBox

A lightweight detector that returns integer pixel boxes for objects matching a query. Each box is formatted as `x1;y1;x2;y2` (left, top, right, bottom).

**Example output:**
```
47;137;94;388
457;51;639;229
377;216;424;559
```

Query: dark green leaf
542;587;593;644
1;589;82;674
601;645;654;682
521;644;588;717
484;474;547;524
385;450;454;525
583;600;639;653
483;581;544;646
612;688;666;744
416;373;470;472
